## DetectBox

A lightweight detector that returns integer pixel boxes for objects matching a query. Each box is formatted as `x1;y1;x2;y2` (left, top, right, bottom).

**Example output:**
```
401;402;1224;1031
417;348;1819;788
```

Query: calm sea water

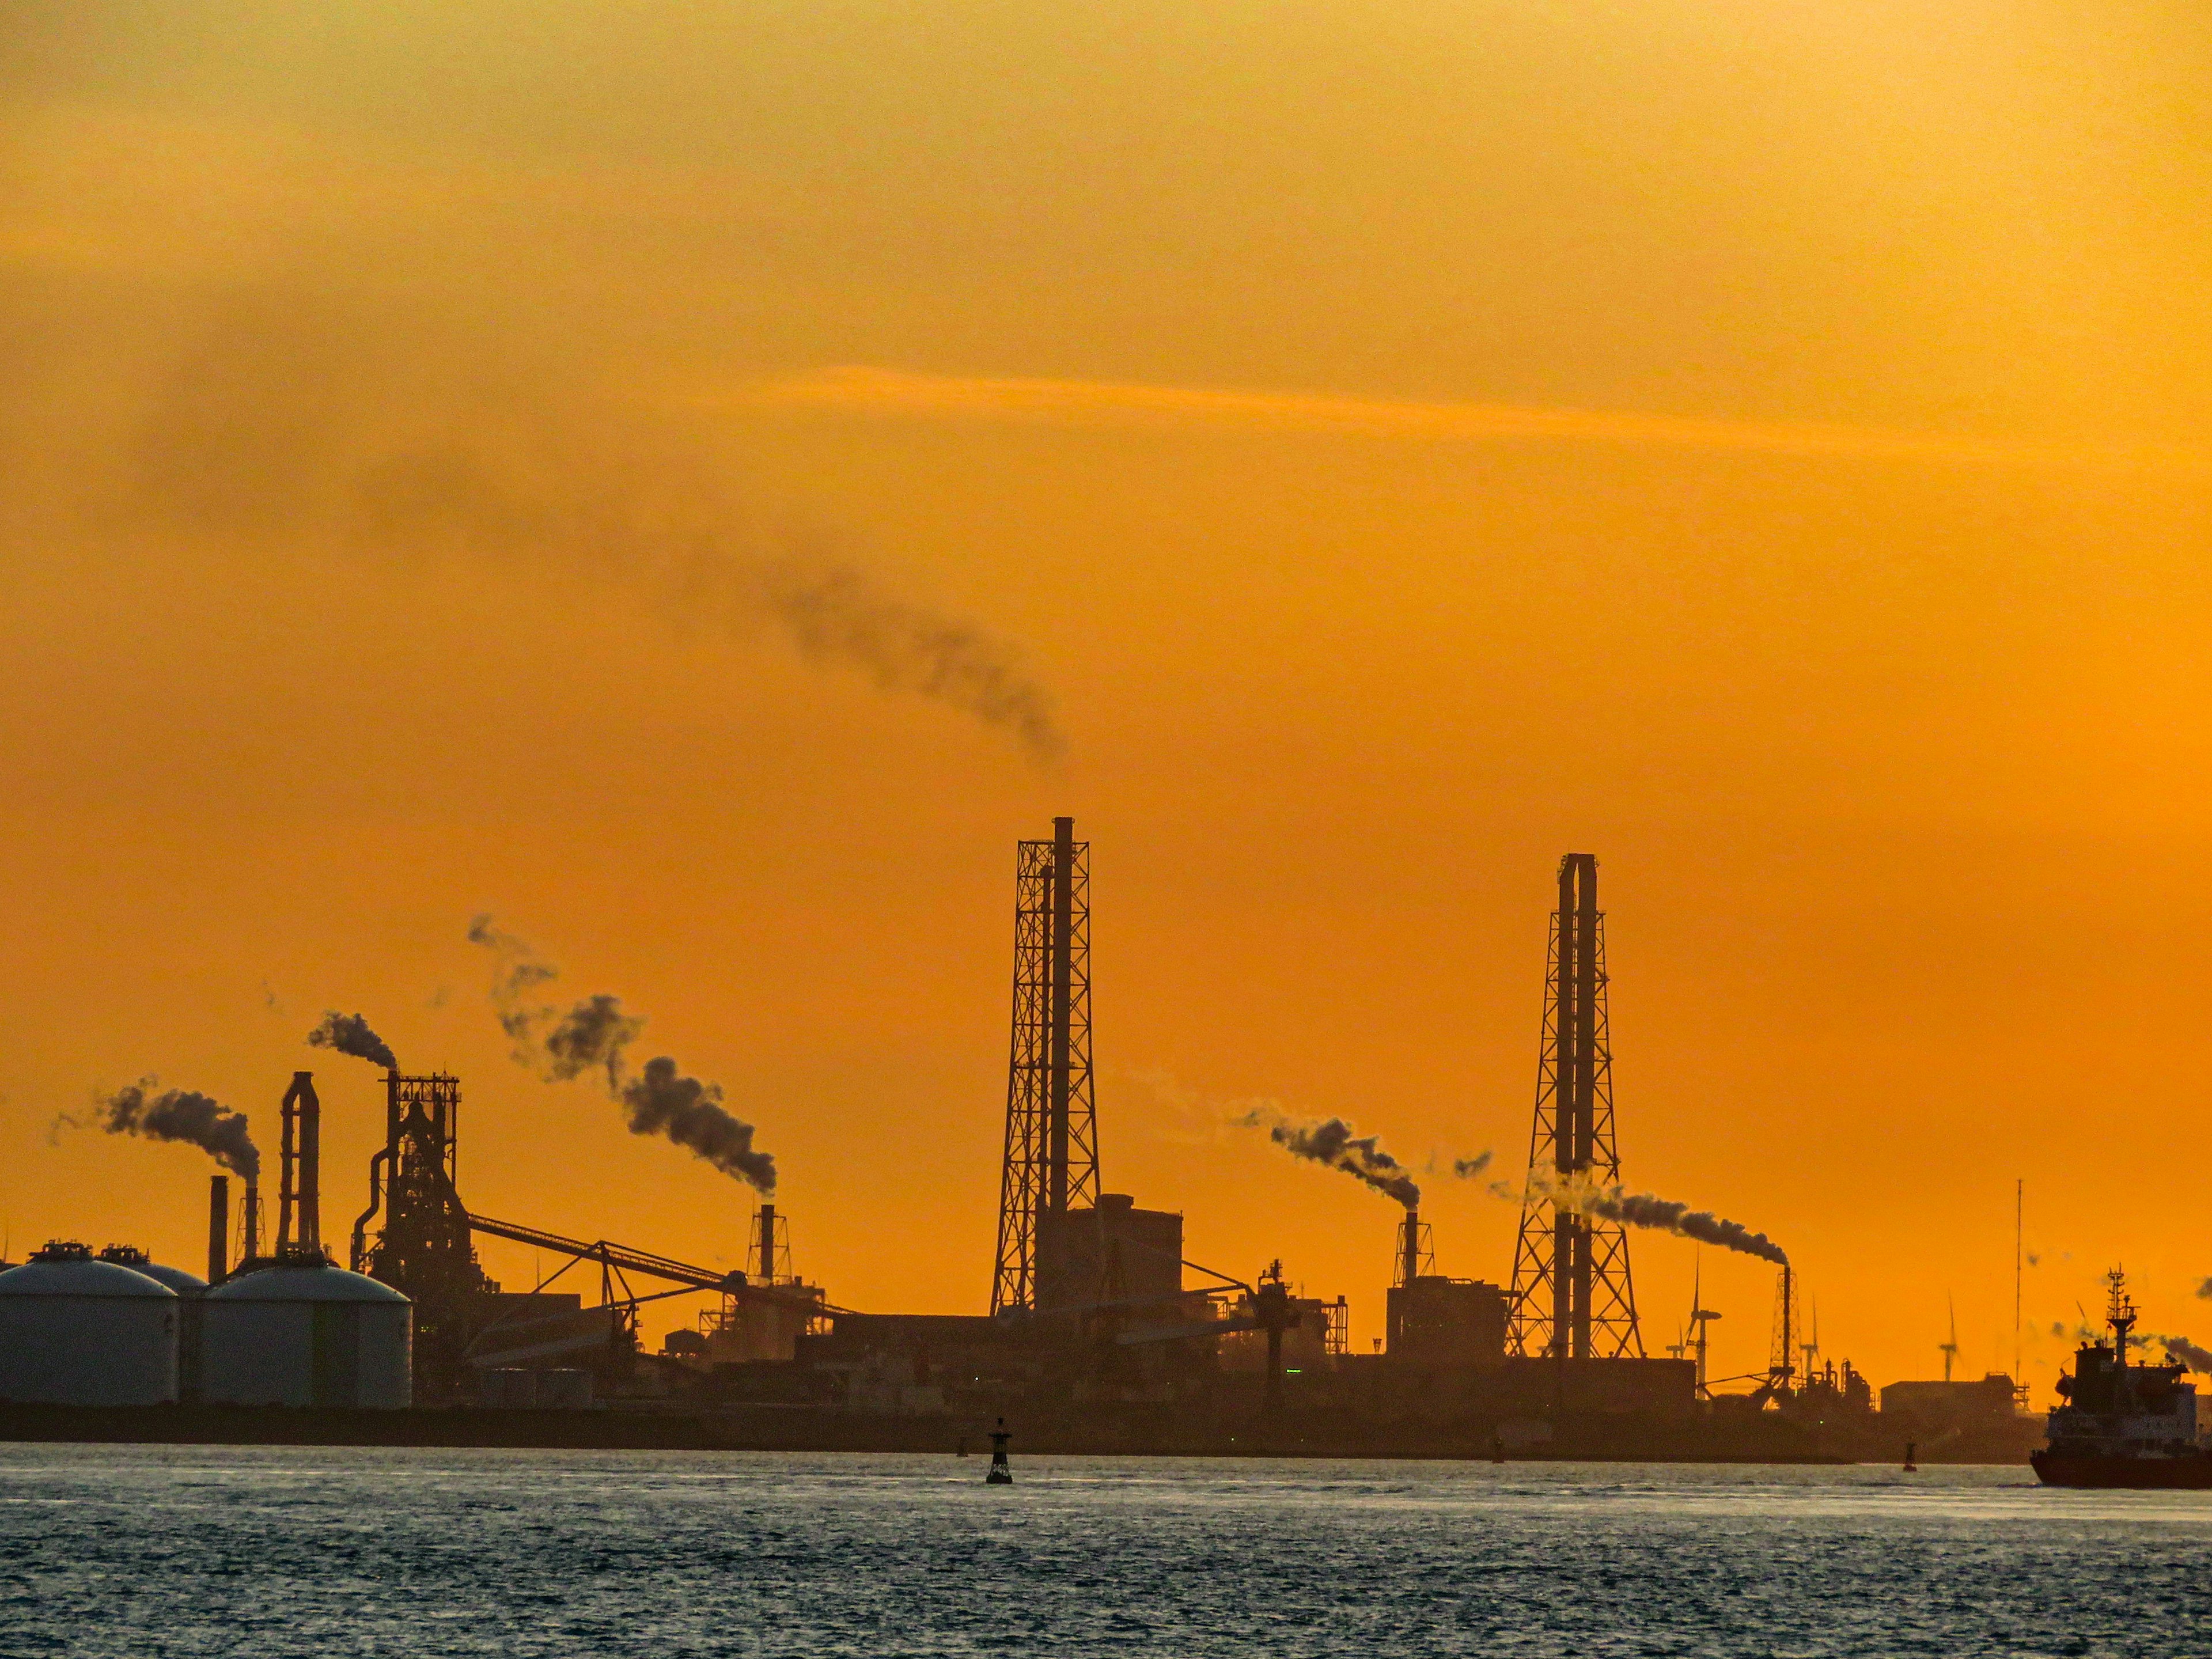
2;1445;2207;1657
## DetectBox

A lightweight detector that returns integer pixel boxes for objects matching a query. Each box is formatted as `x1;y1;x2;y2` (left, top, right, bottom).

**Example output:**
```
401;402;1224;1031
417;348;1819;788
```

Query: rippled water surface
3;1444;2209;1656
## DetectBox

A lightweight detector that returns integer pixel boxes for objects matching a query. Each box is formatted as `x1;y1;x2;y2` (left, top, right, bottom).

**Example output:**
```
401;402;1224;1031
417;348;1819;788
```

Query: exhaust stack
1399;1206;1422;1289
207;1175;229;1283
241;1177;261;1266
756;1203;779;1283
278;1071;321;1253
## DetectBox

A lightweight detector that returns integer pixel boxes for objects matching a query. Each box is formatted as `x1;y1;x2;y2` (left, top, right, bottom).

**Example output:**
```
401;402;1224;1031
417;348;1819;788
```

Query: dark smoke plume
754;562;1061;759
1243;1110;1419;1208
123;296;1064;760
469;916;771;1187
1452;1150;1494;1180
468;914;559;1051
89;1080;259;1179
2161;1335;2212;1373
541;994;645;1088
620;1056;776;1194
2197;1277;2212;1301
469;915;643;1089
1525;1175;1787;1265
307;1012;396;1071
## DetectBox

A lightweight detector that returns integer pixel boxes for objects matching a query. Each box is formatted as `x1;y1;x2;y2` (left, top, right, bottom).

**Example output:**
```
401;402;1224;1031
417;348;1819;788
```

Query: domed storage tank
96;1245;207;1298
99;1246;209;1400
0;1241;179;1405
202;1249;411;1408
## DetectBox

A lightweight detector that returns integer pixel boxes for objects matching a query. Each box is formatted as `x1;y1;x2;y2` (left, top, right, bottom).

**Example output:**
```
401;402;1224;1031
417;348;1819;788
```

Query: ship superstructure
2032;1270;2212;1488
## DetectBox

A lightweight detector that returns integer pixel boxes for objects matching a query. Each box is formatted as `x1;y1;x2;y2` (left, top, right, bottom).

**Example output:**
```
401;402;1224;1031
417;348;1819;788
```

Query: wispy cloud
722;366;2212;476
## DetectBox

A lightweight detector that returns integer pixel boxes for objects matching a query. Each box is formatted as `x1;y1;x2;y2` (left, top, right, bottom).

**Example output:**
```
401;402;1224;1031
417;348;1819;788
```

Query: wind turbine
1941;1294;1960;1384
1686;1253;1723;1400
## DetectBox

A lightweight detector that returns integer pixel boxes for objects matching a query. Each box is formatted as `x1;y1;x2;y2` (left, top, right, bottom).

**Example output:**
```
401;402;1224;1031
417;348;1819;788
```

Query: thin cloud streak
723;366;2212;476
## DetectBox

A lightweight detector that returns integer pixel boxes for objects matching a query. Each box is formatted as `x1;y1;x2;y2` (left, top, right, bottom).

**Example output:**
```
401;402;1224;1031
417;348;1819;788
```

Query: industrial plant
0;825;2041;1463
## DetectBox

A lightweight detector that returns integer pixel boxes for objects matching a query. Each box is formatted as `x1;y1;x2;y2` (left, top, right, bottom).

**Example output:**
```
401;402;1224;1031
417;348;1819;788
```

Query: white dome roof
97;1248;206;1297
207;1262;409;1305
0;1257;177;1299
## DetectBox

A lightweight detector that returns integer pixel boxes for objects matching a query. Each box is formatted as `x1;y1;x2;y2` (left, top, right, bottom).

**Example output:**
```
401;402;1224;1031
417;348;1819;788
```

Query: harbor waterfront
2;1445;2205;1658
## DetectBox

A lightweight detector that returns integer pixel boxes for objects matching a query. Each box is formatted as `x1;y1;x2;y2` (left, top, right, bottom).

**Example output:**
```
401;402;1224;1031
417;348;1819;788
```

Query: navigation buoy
987;1418;1013;1485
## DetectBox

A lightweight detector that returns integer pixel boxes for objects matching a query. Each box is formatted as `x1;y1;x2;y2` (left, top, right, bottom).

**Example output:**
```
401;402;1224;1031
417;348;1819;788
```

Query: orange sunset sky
5;2;2211;1392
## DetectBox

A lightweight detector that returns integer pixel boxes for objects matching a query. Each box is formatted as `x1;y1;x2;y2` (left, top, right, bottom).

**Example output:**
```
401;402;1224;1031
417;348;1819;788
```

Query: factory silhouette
0;822;2038;1462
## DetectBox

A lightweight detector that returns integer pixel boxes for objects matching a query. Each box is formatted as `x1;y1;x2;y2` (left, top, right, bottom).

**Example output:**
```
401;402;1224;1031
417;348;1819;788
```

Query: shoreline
0;1403;2036;1465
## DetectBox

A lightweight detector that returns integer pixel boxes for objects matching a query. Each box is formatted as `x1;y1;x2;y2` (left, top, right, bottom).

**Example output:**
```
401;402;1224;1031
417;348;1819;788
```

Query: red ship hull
2031;1448;2212;1489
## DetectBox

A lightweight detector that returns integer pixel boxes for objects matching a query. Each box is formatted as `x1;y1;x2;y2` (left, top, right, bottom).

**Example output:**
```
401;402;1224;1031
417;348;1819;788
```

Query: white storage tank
202;1248;411;1408
96;1245;207;1298
0;1240;179;1405
99;1246;209;1400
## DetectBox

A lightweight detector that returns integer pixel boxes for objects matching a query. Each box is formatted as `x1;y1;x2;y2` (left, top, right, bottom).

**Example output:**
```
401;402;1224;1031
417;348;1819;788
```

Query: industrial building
2;836;1987;1462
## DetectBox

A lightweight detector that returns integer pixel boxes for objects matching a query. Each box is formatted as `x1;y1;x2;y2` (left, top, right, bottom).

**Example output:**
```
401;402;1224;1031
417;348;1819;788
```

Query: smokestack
207;1175;229;1283
1552;853;1599;1359
1400;1206;1421;1288
757;1203;778;1283
280;1072;321;1254
241;1177;260;1266
1047;815;1074;1221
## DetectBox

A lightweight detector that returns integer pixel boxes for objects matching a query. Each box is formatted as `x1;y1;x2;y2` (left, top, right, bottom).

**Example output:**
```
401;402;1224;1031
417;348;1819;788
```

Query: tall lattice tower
990;816;1101;1313
1507;854;1643;1359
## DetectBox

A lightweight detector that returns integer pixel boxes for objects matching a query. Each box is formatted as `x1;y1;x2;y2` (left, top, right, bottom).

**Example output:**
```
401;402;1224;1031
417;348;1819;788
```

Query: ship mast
2105;1268;2135;1369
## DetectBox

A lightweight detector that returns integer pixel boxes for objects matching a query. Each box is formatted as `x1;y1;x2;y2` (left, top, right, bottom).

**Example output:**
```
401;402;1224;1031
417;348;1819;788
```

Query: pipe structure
279;1071;320;1253
207;1175;229;1283
241;1177;261;1266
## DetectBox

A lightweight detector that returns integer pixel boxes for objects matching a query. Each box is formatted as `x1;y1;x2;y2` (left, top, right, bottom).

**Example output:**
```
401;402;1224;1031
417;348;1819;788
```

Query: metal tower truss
991;817;1101;1313
1507;855;1643;1360
354;1072;496;1392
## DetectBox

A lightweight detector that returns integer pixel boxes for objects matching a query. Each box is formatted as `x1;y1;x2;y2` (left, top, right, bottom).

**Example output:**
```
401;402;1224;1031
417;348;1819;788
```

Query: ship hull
2031;1447;2212;1489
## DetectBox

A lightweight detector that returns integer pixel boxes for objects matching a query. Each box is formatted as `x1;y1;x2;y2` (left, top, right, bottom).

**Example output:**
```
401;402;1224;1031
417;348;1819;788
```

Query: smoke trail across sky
1516;1173;1788;1264
1241;1109;1419;1208
84;286;1066;760
469;916;642;1089
307;1012;397;1071
620;1056;777;1194
2159;1335;2212;1373
79;1080;260;1179
468;915;774;1191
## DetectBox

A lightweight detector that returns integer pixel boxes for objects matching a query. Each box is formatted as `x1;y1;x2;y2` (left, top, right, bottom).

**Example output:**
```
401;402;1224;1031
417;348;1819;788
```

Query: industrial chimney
279;1071;321;1255
207;1175;229;1283
241;1177;261;1267
1397;1206;1422;1289
755;1203;779;1285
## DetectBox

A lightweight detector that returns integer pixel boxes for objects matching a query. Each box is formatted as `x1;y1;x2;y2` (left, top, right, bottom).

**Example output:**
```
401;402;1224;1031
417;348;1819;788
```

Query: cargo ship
2031;1271;2212;1489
